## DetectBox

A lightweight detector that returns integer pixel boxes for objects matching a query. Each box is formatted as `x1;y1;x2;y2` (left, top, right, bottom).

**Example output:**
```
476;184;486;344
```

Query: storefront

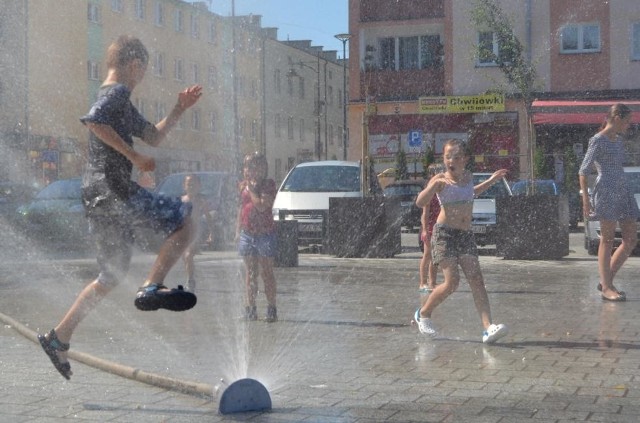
365;94;520;178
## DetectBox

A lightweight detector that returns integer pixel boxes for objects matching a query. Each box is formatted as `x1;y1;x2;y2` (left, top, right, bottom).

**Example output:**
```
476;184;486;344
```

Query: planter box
325;197;401;258
496;194;569;260
274;220;298;267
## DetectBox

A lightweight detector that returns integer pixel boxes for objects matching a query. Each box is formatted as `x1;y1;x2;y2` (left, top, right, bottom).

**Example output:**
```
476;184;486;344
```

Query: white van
272;161;364;245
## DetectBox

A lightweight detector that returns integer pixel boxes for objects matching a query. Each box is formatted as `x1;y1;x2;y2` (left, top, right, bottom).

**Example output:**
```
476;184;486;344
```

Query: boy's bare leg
143;218;193;287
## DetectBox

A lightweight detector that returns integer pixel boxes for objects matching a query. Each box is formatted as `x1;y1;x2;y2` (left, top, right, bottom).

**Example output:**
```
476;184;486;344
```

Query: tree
421;147;435;179
395;148;408;180
471;0;538;184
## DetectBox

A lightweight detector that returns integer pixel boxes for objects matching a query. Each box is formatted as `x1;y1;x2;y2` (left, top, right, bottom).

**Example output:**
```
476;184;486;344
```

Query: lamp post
288;55;322;161
335;33;351;161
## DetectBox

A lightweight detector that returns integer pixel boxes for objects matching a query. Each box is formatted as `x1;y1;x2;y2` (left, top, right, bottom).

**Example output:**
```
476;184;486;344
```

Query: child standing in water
414;139;509;344
236;153;278;322
181;174;213;292
418;163;444;305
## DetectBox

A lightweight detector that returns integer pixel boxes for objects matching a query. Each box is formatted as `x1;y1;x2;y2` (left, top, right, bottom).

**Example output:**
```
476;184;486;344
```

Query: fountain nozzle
218;378;272;415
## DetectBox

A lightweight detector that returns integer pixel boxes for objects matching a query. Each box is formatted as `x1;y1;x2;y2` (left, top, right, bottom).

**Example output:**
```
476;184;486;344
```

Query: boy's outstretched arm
142;85;203;147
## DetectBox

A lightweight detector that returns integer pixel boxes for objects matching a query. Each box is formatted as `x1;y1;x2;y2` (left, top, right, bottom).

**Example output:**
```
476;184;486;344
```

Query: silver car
584;166;640;255
472;172;513;246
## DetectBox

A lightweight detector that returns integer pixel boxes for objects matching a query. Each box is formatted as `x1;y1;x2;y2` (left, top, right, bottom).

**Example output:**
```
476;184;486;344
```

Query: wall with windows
610;1;640;90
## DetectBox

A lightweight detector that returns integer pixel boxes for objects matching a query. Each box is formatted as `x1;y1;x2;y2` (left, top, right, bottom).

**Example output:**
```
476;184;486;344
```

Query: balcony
361;66;445;101
360;0;445;22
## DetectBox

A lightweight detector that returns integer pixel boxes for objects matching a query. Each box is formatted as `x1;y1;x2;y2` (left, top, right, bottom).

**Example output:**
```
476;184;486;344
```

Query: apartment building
0;0;345;189
348;0;640;179
262;36;348;183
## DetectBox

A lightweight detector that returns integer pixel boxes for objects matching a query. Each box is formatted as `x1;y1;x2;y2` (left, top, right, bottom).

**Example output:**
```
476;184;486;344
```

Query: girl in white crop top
413;139;510;344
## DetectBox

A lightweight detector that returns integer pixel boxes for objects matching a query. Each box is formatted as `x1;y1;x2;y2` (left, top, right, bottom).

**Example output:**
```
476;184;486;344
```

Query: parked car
382;179;426;231
145;171;236;251
511;179;580;228
272;160;367;245
0;181;39;225
472;172;513;246
14;178;89;249
584;166;640;255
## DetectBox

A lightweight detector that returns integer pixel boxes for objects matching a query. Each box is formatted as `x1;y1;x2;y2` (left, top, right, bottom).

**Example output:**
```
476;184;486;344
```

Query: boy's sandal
134;283;197;312
38;329;71;380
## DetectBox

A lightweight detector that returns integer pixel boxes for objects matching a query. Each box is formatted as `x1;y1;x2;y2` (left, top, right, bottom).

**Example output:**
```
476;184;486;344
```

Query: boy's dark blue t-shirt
80;83;150;205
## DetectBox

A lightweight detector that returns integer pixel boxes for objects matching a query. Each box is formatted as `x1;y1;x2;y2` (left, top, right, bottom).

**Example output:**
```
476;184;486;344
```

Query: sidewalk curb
0;311;214;399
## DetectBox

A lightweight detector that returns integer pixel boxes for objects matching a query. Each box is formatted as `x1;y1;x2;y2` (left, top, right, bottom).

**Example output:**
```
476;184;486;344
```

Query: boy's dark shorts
431;224;478;265
86;187;192;286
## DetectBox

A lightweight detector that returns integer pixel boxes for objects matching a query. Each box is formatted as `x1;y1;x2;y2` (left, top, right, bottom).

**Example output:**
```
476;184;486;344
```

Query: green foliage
563;146;579;193
533;146;552;179
421;147;435;179
395;148;408;180
471;0;537;104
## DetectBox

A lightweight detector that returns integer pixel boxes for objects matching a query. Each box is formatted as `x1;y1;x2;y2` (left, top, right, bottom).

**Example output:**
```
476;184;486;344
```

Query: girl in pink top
236;153;278;322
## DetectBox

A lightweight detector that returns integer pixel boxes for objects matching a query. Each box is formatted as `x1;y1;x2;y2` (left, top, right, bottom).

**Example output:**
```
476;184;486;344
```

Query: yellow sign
419;94;505;114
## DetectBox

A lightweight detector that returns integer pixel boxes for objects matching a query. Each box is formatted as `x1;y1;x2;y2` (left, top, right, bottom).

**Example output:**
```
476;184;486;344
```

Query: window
154;52;165;77
560;24;600;53
420;34;443;67
275;113;282;138
192;109;200;130
135;0;145;20
87;61;99;80
191;63;199;84
399;36;419;70
338;89;343;109
208;20;216;43
633;22;640;60
135;98;145;117
190;13;199;39
208;111;216;133
287;77;294;96
287;116;294;140
155;102;166;123
175;9;183;32
111;0;123;13
327;86;333;106
154;1;164;26
274;69;281;94
298;77;305;99
380;37;395;70
87;3;101;24
329;124;334;145
174;58;184;81
299;119;305;141
208;66;217;88
251;119;257;139
477;31;512;66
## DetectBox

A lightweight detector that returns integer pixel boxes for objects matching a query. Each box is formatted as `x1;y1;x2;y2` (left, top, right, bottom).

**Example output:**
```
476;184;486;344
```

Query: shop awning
531;99;640;125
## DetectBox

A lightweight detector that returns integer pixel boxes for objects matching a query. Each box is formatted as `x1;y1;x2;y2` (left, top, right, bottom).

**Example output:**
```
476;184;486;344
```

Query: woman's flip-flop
38;329;71;380
597;283;625;297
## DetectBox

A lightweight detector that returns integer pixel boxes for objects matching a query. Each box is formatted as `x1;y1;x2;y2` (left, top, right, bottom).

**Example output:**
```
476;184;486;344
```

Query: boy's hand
133;153;156;172
177;85;203;110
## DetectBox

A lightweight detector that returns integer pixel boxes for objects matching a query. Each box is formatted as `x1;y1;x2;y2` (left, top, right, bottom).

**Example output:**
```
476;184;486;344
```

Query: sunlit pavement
2;229;640;422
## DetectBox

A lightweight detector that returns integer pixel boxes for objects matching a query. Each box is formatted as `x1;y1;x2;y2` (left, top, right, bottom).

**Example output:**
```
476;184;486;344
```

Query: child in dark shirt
38;35;202;380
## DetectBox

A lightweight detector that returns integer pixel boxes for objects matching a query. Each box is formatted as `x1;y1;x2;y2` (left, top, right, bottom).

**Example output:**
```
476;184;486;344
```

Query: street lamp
335;33;351;161
288;55;322;160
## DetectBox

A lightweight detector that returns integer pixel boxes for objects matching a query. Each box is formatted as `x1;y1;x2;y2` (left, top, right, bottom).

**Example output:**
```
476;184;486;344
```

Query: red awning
531;99;640;125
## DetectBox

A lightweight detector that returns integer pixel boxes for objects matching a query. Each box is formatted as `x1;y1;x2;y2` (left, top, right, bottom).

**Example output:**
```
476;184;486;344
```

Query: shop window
560;23;600;53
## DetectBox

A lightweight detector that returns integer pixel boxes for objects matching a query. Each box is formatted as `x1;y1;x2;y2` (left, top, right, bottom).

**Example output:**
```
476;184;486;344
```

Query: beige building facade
0;0;345;189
